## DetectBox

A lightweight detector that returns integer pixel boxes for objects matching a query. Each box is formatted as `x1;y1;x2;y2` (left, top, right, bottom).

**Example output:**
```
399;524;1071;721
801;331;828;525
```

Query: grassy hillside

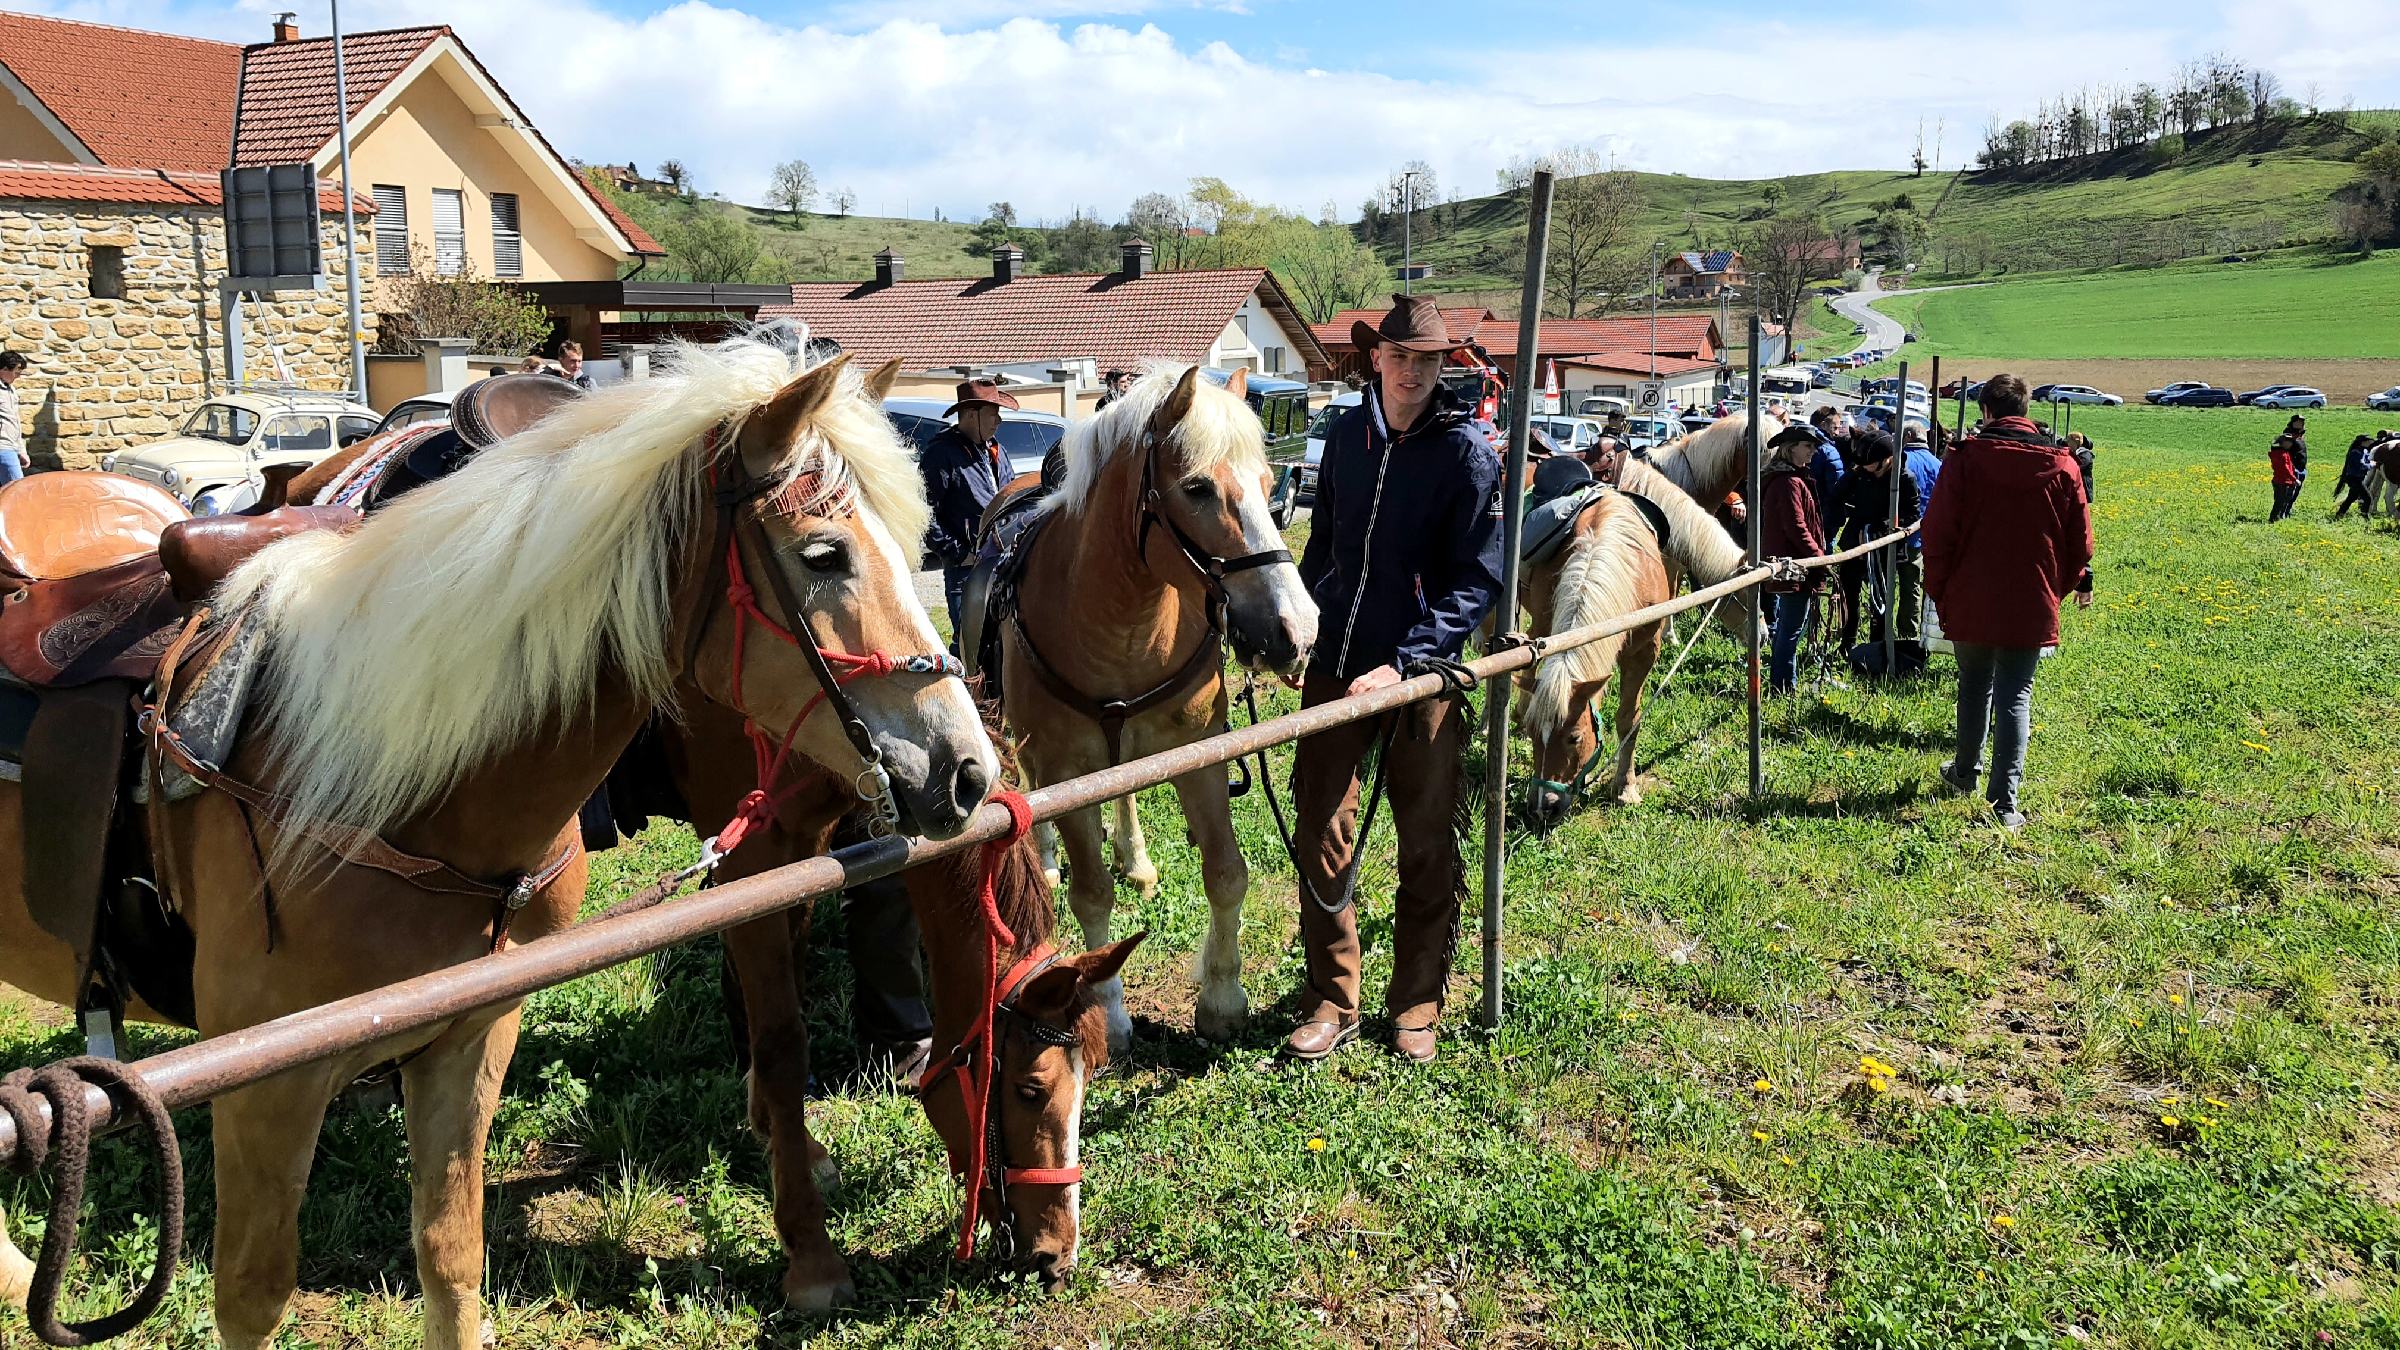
1389;114;2392;301
1872;251;2400;362
14;407;2400;1346
614;190;1005;282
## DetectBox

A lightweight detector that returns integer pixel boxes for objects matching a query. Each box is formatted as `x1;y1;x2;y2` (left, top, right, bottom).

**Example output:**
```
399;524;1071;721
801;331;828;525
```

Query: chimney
873;247;905;286
1120;237;1153;281
991;244;1024;284
271;11;299;41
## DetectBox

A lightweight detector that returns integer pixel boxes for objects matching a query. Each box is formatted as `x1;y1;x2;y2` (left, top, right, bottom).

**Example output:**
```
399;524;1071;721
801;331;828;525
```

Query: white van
1760;366;1813;402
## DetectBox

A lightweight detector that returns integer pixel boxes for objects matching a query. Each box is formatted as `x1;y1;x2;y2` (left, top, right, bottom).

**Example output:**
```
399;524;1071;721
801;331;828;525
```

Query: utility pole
1648;240;1661;380
1401;168;1420;295
330;0;366;405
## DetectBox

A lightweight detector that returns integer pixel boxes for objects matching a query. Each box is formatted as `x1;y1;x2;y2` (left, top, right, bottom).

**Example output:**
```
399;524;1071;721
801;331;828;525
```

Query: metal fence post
1480;169;1553;1031
1746;313;1763;798
1885;358;1908;679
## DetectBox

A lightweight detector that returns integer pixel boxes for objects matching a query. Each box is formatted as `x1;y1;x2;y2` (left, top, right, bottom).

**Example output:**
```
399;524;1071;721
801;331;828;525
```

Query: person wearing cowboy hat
1285;293;1506;1066
919;377;1019;636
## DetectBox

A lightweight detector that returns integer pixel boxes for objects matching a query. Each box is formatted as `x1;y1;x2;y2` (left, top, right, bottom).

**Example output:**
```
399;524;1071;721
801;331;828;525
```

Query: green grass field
1871;251;2400;362
7;409;2400;1346
616;192;996;281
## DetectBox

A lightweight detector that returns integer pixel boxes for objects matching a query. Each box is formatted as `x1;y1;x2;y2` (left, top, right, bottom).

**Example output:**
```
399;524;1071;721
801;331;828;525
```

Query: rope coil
0;1058;182;1348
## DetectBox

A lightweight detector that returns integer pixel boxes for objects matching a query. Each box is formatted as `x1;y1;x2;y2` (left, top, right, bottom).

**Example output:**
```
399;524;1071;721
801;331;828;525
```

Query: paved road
1827;269;1990;361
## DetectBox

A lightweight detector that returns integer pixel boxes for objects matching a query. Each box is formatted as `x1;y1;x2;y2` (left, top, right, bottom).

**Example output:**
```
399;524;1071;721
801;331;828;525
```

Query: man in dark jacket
1287;293;1505;1066
1922;373;2094;829
918;379;1017;635
2335;433;2382;518
1804;405;1849;511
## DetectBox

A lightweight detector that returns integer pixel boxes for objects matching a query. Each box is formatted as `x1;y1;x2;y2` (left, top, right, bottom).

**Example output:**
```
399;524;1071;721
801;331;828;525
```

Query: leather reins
1010;416;1291;766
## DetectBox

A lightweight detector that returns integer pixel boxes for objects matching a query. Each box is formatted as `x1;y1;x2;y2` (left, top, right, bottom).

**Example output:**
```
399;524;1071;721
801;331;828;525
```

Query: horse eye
799;542;846;574
1015;1082;1047;1103
1179;476;1215;498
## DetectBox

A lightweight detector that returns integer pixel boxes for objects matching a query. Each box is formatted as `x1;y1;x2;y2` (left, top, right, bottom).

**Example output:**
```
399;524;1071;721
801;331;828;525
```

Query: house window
88;246;124;300
1262;345;1286;374
372;185;409;273
431;187;465;275
490;192;522;278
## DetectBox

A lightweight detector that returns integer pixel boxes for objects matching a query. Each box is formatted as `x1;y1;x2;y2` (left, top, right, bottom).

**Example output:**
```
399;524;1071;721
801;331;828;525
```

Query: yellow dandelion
2241;740;2270;753
2194;1115;2217;1127
1306;1137;1327;1152
2204;1097;2229;1109
1753;1078;1776;1093
1752;1130;1773;1143
2159;1115;2180;1128
1867;1077;1891;1093
1992;1214;2016;1229
2168;993;2184;1006
2127;1017;2145;1028
2160;1096;2179;1106
1779;1153;1796;1167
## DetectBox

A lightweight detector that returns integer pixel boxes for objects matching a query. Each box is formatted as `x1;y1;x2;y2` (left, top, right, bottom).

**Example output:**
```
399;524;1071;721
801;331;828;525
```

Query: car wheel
1270;471;1298;528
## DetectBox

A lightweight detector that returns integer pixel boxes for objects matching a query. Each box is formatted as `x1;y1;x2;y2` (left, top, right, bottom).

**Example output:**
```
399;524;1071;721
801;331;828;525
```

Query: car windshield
181;403;259;445
995;419;1063;473
1307;404;1350;438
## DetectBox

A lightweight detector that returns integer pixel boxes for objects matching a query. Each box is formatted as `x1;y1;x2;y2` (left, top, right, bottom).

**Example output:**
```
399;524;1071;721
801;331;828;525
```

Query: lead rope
0;1059;183;1348
948;789;1034;1259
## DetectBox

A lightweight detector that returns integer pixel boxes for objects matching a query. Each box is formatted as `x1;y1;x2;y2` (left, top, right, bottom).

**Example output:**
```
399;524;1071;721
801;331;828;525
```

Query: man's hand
1346;664;1402;698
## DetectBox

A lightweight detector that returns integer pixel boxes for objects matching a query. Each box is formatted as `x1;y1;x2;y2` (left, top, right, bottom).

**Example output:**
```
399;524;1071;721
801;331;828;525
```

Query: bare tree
1532;147;1648;318
1124;190;1196;267
768;159;816;223
832;187;856;217
1747;212;1839;327
657;158;690;193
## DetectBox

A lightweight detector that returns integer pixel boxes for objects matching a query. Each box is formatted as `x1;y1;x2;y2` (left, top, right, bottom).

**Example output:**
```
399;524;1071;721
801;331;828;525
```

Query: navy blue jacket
1806;424;1847;511
919;427;1005;569
1299;386;1506;681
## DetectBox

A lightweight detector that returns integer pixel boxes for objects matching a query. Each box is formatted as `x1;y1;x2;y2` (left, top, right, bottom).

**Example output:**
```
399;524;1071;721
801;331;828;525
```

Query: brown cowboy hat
944;378;1020;416
1350;293;1467;355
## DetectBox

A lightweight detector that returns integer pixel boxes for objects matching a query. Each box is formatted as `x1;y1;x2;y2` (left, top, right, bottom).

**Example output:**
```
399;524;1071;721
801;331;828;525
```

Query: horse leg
1037;819;1063;889
1109;795;1159;899
1609;629;1661;806
399;1008;522;1350
209;1061;345;1349
725;912;852;1310
1171;766;1250;1042
0;1208;30;1308
1057;805;1132;1054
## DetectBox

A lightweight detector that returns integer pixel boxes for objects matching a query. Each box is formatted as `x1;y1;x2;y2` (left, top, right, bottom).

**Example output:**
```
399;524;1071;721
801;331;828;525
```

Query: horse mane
1615;457;1750;586
218;332;927;854
1047;363;1266;517
1646;414;1770;502
1529;496;1658;743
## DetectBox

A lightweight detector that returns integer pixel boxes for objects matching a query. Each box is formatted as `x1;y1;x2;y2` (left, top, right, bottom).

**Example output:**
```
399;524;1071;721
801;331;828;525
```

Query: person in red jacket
1760;425;1830;693
2267;433;2301;521
1922;373;2095;829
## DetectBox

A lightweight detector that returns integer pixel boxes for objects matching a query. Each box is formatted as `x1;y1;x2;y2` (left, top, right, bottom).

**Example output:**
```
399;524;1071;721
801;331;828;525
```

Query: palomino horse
1517;470;1751;827
661;699;1137;1307
1004;366;1316;1050
0;338;997;1349
1644;412;1783;506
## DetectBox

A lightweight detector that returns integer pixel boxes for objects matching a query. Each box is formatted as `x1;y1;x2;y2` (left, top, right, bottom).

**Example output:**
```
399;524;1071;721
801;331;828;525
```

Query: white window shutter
432;188;465;275
372;185;409;273
490;192;522;278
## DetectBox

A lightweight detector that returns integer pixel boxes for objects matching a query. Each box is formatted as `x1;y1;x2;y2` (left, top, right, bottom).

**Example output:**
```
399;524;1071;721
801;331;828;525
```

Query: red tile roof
1560;354;1721;379
0;159;368;213
764;268;1327;373
231;26;446;166
1315;305;1491;349
0;12;241;172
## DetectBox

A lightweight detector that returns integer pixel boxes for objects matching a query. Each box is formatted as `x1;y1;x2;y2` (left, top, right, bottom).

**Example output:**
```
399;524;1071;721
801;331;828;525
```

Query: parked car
1198;371;1312;523
100;388;381;514
1296;391;1361;510
1528;415;1607;456
2033;384;2122;406
2145;380;2214;404
1810;367;1836;389
2368;385;2400;412
1622;414;1680;453
2234;383;2303;406
1851;404;1931;437
2251;386;2326;409
1679;410;1718;433
1576;394;1631;419
2157;386;2236;407
883;396;1069;479
374;389;459;435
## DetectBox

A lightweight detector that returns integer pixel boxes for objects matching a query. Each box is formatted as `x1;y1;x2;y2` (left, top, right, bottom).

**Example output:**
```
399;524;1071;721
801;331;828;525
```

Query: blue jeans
1769;592;1812;692
0;452;23;486
1952;642;2041;813
942;566;972;651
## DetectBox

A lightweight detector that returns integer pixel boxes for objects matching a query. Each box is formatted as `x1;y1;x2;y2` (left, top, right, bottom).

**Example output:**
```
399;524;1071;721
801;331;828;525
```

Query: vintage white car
100;389;380;514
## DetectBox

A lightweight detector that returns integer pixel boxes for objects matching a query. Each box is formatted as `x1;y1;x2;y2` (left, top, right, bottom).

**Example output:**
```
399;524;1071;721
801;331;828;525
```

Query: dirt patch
1914;358;2396;404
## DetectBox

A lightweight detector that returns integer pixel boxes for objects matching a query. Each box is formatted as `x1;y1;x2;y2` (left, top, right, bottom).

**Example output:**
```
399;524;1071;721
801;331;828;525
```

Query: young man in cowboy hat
919;378;1019;636
1286;293;1506;1065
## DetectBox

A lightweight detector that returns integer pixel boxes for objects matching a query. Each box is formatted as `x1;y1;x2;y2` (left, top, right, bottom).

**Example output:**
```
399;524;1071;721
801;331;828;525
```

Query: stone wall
0;201;376;469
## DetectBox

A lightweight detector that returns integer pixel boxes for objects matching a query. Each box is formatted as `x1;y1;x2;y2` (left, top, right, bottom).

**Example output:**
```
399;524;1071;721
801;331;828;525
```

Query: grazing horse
0;339;997;1349
659;700;1136;1307
1003;365;1317;1050
1517;468;1751;827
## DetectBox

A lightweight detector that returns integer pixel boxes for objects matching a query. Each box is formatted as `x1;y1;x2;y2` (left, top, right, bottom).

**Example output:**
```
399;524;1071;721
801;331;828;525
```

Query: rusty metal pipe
0;525;1914;1164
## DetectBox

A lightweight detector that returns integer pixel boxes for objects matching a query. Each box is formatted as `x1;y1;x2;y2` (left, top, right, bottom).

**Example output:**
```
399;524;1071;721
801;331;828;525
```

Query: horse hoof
1043;867;1063;889
811;1154;841;1195
782;1267;857;1312
1615;784;1644;807
1194;998;1249;1043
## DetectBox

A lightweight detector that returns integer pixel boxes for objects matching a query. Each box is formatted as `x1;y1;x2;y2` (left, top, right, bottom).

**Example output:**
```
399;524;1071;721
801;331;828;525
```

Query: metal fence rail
0;527;1917;1166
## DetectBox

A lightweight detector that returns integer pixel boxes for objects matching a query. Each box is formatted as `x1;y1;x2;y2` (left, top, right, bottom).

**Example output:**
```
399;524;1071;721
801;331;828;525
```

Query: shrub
371;245;554;357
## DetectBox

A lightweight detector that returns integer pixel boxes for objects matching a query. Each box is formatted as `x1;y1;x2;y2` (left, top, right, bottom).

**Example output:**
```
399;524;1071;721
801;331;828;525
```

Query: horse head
695;353;999;839
1130;365;1318;675
1525;693;1602;831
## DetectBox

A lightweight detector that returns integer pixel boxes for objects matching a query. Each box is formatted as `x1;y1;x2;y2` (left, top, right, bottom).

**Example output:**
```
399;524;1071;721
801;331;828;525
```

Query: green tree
768;160;816;224
1043;213;1123;273
1874;207;1930;269
662;210;766;282
372;244;555;355
1255;214;1387;323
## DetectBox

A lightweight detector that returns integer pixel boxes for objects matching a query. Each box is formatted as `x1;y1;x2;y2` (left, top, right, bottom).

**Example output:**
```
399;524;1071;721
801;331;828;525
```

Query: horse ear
1225;368;1248;401
865;356;904;401
1075;931;1145;987
748;352;853;451
1150;366;1203;438
1017;932;1146;1024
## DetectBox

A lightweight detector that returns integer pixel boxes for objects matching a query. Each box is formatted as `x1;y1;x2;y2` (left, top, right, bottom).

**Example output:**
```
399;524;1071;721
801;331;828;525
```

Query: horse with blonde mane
1002;365;1317;1050
1644;412;1784;505
0;337;997;1349
1518;465;1752;827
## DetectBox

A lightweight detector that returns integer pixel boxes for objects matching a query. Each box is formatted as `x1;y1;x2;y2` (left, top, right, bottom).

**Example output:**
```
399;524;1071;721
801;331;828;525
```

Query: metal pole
1401;170;1417;295
1746;312;1764;798
330;0;367;406
1885;358;1908;678
1480;169;1552;1031
1648;241;1660;381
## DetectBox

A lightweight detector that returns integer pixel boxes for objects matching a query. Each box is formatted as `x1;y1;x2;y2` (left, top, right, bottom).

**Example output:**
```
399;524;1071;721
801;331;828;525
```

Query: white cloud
48;0;2400;226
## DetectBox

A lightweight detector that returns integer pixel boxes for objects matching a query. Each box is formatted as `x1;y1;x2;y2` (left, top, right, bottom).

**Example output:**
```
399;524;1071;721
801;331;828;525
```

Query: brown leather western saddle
1;373;583;1037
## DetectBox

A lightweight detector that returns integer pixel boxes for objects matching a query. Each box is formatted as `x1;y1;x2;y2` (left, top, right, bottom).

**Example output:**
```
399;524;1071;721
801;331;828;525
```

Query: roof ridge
239;23;452;54
0;10;240;49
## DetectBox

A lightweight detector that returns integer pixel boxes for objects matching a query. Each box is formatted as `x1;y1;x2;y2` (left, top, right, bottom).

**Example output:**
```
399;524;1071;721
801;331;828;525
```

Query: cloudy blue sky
31;0;2400;222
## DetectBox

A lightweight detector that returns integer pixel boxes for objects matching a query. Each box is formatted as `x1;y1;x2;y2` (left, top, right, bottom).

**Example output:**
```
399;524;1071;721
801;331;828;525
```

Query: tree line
1976;55;2329;170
